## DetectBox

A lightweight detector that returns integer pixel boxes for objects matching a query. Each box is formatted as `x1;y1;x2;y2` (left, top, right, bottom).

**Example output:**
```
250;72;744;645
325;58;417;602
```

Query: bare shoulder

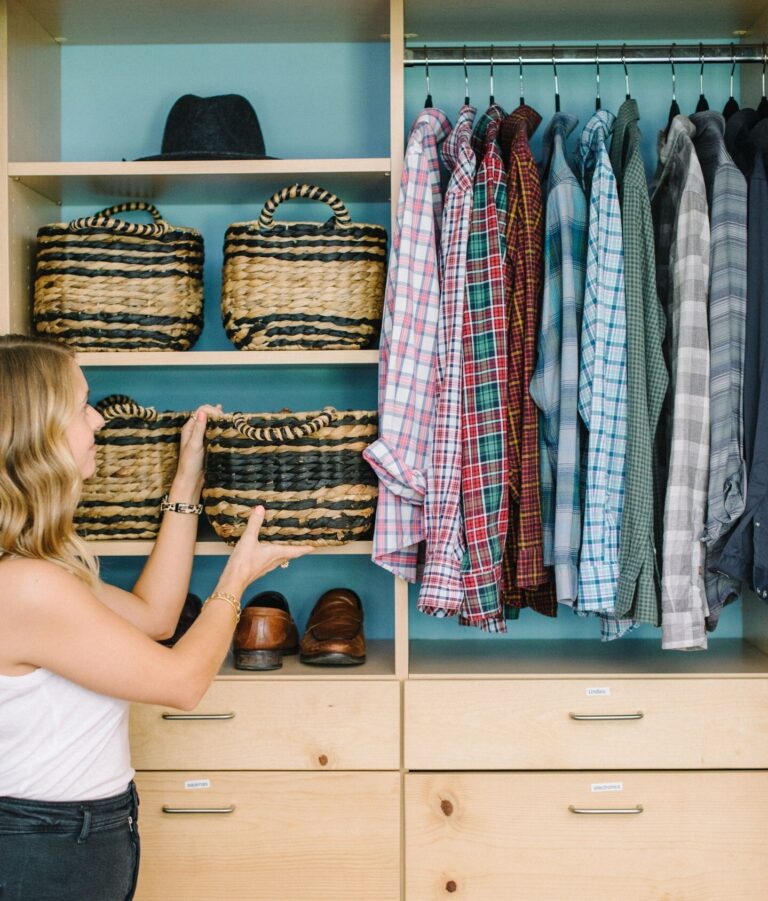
0;557;92;614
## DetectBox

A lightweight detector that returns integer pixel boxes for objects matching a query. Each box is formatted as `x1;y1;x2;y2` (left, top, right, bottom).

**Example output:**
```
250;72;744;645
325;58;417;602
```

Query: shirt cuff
554;562;579;605
418;554;465;617
363;436;426;503
661;610;708;651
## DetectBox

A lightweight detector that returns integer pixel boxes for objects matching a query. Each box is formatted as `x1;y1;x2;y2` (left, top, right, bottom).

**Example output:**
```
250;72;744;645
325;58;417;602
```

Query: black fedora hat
136;94;274;161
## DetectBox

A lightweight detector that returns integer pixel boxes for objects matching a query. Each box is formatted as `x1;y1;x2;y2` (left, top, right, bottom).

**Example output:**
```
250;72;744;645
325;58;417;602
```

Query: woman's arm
0;507;312;710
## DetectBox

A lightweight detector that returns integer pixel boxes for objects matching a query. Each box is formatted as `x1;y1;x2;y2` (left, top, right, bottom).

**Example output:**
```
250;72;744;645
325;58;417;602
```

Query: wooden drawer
131;679;399;770
404;678;768;769
406;771;768;900
134;770;400;901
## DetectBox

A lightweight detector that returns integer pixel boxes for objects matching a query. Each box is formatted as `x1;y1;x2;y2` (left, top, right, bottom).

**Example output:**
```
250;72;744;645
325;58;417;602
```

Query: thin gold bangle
206;591;241;625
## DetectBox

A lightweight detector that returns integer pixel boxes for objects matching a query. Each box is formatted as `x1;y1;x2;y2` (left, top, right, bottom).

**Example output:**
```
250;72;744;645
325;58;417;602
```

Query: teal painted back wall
61;41;746;641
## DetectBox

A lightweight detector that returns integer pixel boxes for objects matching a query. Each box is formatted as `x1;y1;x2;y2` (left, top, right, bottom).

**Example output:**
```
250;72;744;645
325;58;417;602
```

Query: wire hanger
758;43;768;120
622;44;631;100
489;45;495;105
463;45;470;105
519;45;525;106
594;44;601;110
665;44;681;136
695;43;710;112
423;45;433;108
723;43;740;119
552;45;561;112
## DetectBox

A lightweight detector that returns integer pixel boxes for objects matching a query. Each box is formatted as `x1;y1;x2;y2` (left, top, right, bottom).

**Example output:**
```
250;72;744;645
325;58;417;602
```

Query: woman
0;334;311;900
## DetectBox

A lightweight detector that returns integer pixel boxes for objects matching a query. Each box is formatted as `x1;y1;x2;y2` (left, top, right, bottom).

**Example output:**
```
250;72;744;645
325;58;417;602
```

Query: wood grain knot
318;754;328;766
446;880;457;893
440;799;453;816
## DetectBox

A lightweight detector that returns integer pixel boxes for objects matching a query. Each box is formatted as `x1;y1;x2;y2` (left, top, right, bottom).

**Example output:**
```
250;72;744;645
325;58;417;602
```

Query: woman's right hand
218;506;313;594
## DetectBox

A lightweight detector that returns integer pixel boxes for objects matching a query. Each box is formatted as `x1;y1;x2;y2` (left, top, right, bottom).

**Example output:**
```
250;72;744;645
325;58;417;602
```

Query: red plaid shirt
499;105;556;616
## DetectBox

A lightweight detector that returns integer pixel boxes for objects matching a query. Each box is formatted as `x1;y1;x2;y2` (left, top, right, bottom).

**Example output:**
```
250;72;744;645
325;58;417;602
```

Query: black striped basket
75;395;189;540
221;184;387;350
33;202;204;352
202;407;378;545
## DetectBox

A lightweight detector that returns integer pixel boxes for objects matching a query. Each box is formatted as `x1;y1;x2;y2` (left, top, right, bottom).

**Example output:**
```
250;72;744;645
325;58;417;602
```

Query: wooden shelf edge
9;158;392;176
92;540;373;557
76;350;380;366
216;640;395;679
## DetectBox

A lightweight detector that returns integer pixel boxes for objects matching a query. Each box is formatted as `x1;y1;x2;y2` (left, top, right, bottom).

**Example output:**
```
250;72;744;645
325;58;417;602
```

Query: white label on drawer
586;687;611;696
184;779;211;791
591;782;623;793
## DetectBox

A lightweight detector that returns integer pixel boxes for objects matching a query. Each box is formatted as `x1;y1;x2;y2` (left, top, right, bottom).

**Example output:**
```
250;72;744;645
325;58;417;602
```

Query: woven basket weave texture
203;406;378;545
221;184;387;351
34;202;204;352
76;395;188;540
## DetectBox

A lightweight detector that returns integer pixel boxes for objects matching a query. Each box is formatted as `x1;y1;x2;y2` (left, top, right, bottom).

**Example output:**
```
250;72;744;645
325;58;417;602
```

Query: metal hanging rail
403;43;768;67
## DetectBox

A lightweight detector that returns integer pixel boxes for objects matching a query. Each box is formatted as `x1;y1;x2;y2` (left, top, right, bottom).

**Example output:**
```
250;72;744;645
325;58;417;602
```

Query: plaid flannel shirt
529;112;587;607
458;105;510;631
419;105;477;617
365;108;451;581
651;115;711;651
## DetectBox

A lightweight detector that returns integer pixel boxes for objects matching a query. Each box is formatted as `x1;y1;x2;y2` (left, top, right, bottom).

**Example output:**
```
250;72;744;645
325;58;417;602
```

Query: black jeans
0;782;139;901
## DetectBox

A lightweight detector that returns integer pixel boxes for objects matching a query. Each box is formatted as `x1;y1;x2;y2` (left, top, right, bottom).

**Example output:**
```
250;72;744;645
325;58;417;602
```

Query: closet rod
404;43;767;67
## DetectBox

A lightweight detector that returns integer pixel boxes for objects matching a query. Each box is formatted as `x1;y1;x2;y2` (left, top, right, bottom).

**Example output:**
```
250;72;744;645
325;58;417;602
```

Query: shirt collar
579;109;615;172
409;107;452;146
659;114;696;164
442;104;477;171
540;112;579;180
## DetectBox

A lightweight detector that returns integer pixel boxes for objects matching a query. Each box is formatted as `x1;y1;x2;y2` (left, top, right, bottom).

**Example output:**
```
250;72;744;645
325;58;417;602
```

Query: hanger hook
593;43;601;109
730;42;736;98
670;43;676;101
463;45;470;104
622;43;630;98
763;42;766;97
489;44;495;104
424;44;431;99
699;42;705;94
519;44;525;105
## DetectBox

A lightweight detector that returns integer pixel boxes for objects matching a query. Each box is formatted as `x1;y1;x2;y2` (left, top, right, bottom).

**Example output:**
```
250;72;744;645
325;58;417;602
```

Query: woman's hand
172;403;222;499
218;506;314;595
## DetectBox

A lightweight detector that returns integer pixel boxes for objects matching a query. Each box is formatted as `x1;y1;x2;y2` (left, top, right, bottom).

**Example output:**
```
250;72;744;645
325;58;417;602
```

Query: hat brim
134;151;277;161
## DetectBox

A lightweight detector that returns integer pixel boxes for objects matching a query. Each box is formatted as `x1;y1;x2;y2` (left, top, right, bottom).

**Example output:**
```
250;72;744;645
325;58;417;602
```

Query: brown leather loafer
233;591;299;671
299;588;366;666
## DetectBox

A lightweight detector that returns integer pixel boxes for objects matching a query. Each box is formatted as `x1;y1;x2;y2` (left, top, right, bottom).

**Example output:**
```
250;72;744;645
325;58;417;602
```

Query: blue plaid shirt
530;113;586;606
576;111;636;640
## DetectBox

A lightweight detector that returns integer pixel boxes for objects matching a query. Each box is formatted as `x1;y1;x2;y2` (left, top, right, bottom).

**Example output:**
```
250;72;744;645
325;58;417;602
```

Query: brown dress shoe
233;591;299;671
299;588;366;666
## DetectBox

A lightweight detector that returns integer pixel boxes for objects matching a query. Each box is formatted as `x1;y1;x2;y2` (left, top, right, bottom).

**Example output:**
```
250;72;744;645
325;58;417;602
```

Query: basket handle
257;184;351;230
229;406;337;443
68;202;172;238
95;394;161;422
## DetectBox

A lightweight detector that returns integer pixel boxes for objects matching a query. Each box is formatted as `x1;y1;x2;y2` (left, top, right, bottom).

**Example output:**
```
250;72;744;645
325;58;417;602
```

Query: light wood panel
131;679;399;770
75;350;379;367
134;771;400;901
404;678;768;769
405;771;768;900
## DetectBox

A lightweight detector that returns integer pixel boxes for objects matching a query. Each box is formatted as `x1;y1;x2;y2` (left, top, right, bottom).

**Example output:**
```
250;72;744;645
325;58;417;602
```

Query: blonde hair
0;334;99;585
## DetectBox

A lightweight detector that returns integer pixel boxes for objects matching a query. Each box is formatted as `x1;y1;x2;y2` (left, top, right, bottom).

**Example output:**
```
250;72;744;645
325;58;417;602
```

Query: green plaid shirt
610;99;669;625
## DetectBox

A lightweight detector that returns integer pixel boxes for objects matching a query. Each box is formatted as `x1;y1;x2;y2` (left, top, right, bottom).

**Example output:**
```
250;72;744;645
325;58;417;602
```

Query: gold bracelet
206;591;241;625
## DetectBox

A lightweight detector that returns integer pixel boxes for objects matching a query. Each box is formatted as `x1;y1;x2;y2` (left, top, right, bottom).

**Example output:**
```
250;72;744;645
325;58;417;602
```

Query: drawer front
406;771;768;901
134;771;400;901
405;678;768;769
131;680;399;770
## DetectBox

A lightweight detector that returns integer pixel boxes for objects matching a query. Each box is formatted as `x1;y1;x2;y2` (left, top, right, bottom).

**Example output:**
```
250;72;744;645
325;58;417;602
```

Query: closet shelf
92;540;373;557
216;641;396;680
8;159;392;205
408;638;768;679
76;350;379;367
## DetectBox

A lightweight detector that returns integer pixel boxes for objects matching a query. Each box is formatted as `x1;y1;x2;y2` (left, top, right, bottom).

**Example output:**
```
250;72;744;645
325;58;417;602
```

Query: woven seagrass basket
76;395;189;540
203;406;378;545
221;183;387;351
34;202;204;352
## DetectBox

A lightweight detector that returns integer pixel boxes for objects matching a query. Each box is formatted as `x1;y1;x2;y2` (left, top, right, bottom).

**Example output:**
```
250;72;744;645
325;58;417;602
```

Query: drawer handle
161;712;236;721
569;712;644;721
569;805;644;815
162;806;236;815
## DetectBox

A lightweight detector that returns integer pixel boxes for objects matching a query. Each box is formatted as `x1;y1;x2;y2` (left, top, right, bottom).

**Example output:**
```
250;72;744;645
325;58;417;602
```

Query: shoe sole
299;652;366;666
234;649;289;671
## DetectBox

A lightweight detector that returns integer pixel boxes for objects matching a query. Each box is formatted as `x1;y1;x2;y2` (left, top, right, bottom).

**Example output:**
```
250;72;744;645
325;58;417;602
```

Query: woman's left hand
174;404;223;493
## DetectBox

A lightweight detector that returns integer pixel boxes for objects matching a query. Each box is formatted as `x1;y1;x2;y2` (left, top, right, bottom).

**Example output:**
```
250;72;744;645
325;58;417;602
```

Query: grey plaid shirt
691;111;747;631
651;115;711;650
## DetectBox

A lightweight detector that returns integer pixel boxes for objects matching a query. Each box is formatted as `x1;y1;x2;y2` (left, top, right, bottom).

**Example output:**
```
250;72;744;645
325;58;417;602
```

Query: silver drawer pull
162;806;236;815
161;712;236;721
569;805;644;815
569;712;644;721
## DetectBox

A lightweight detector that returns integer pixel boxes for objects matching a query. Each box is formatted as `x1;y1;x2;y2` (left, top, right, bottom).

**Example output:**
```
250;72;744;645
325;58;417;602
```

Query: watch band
160;494;203;515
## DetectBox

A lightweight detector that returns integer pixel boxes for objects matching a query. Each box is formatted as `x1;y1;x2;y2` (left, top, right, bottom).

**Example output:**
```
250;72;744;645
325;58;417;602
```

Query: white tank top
0;666;134;801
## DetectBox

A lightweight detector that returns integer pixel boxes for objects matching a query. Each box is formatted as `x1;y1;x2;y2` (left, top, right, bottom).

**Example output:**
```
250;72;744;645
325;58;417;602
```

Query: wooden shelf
91;540;373;557
15;0;390;44
76;350;380;367
8;159;392;205
217;640;395;680
408;638;768;679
